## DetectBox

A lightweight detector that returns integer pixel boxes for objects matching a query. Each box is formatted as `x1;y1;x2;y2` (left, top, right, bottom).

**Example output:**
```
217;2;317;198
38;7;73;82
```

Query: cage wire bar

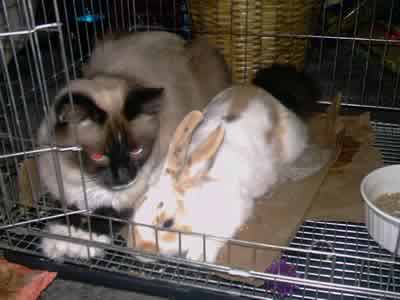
1;0;400;299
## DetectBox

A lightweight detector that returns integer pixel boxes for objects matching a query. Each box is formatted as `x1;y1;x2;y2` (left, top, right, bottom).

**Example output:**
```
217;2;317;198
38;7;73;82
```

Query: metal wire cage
1;0;400;299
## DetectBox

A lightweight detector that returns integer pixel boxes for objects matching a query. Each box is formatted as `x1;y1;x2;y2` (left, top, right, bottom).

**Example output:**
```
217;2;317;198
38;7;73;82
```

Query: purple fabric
264;259;298;297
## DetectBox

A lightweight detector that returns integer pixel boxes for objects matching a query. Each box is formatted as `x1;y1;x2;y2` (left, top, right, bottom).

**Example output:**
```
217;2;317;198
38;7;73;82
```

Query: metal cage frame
1;0;400;299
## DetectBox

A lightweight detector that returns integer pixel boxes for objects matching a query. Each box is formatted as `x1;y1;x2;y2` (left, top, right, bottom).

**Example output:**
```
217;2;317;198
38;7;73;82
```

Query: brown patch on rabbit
224;85;259;122
161;225;192;243
168;126;224;200
264;100;285;160
133;228;158;253
160;232;178;242
185;126;225;168
155;212;169;226
137;240;158;253
174;172;210;195
155;201;185;224
273;125;286;161
166;111;204;179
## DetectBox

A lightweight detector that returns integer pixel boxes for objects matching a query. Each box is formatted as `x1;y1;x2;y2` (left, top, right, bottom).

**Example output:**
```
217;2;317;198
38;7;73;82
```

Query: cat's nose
109;165;134;188
114;167;133;185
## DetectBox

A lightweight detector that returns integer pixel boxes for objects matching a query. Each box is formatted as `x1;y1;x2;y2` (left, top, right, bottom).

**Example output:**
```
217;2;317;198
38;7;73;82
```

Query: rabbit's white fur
132;85;308;263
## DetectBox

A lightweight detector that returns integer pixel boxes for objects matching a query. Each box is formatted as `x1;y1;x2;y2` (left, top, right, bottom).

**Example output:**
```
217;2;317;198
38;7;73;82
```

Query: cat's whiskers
82;184;120;207
84;175;101;184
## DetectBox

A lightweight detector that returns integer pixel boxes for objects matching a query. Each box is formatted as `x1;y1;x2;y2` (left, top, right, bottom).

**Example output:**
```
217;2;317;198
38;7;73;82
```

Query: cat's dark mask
54;86;164;190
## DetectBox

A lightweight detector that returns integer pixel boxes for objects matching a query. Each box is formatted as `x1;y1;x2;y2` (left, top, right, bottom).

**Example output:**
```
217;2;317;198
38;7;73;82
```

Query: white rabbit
132;84;309;263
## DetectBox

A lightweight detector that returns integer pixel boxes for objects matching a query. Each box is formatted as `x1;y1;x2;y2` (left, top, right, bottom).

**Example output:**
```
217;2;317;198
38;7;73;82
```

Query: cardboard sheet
306;113;384;222
214;159;335;272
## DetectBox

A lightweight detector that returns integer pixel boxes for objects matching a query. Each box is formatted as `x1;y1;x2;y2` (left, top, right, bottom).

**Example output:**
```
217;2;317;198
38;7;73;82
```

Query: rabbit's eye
157;202;164;209
162;218;174;229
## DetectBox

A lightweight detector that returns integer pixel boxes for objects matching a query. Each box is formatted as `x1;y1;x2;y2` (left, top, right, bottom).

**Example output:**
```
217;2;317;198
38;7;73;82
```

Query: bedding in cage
2;1;400;300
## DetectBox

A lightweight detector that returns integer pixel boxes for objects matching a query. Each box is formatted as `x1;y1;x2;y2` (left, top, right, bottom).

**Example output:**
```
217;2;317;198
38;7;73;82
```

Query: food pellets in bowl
361;164;400;255
375;193;400;218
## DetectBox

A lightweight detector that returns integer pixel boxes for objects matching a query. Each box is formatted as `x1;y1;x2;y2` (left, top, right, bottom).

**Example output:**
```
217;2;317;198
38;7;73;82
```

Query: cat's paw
40;223;110;260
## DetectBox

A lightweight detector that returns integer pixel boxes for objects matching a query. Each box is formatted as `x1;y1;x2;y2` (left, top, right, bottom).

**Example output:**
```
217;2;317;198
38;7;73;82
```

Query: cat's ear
55;92;107;125
124;87;164;120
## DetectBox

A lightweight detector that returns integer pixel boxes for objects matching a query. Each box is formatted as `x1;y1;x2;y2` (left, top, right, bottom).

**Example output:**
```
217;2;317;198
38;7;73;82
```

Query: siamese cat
37;31;231;260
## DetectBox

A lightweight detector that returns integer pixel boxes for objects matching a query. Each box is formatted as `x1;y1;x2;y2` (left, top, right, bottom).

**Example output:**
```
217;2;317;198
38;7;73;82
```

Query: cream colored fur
37;31;230;260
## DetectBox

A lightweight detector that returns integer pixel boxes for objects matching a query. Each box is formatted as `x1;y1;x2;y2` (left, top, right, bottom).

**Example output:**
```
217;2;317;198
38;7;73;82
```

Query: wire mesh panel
2;208;400;299
187;0;400;109
1;1;400;300
303;0;400;109
0;0;188;225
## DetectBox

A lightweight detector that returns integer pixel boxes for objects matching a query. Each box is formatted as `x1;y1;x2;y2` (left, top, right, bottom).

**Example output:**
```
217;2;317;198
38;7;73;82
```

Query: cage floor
1;217;400;300
1;122;400;300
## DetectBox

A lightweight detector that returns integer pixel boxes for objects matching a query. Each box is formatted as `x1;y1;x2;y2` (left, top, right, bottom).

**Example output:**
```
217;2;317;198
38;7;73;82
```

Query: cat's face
53;77;163;190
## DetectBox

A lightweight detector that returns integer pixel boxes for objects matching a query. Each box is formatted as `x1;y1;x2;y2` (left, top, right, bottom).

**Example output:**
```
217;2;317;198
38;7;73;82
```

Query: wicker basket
188;0;319;83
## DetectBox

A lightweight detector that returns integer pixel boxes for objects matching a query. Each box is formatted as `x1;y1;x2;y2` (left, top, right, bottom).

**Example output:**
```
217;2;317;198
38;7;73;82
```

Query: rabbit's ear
185;125;225;172
166;111;204;178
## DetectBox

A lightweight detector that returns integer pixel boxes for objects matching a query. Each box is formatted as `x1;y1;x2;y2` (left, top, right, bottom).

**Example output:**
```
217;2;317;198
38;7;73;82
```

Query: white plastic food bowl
361;164;400;255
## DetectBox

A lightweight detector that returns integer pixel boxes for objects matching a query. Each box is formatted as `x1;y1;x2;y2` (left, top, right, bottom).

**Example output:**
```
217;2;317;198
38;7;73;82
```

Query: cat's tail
252;64;320;120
